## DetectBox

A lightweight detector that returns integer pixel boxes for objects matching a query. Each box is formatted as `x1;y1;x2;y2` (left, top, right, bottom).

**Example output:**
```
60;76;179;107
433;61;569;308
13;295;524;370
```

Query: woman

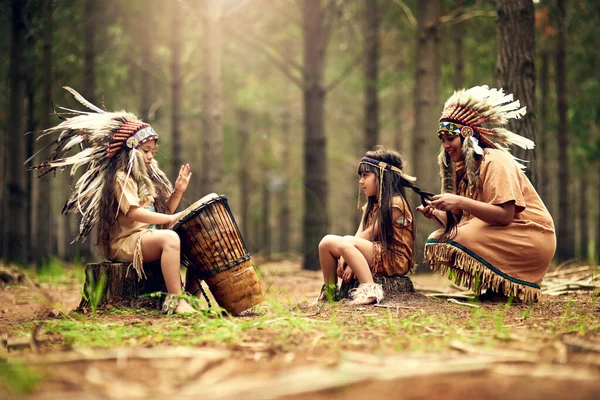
417;86;556;303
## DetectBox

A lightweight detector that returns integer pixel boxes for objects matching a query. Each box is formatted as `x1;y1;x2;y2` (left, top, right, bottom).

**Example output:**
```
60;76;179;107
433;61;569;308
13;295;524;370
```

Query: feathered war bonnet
27;86;171;243
436;85;535;197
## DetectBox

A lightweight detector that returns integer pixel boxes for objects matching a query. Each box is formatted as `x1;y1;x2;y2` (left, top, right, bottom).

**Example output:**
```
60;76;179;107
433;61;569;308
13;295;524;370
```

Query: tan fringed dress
108;171;157;279
424;149;556;302
365;195;414;277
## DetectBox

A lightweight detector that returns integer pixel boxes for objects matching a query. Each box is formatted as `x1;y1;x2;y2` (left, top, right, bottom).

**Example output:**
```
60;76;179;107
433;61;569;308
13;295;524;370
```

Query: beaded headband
107;122;158;158
358;157;416;208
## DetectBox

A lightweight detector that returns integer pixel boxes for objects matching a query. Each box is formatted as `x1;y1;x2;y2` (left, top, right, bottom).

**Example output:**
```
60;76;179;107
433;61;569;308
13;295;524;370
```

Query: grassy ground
1;259;599;399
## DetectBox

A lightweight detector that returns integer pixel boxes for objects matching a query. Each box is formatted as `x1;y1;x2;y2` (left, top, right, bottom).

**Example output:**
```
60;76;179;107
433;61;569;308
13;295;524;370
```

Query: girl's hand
342;267;355;283
336;257;346;278
168;210;186;228
174;164;192;193
430;193;463;212
416;202;437;220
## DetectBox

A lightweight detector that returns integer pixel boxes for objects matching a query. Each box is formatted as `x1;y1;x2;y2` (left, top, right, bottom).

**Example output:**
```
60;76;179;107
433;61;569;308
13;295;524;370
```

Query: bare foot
174;299;199;314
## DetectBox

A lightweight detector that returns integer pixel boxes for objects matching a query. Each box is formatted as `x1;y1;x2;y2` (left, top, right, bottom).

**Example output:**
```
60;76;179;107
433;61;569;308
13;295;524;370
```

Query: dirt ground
1;260;600;400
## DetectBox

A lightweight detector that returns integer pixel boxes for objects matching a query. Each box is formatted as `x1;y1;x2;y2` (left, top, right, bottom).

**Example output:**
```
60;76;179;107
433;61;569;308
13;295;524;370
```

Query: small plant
81;270;107;313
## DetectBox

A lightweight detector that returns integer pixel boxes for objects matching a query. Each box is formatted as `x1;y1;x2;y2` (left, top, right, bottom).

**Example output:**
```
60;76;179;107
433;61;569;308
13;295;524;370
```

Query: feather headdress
26;86;171;244
436;85;534;197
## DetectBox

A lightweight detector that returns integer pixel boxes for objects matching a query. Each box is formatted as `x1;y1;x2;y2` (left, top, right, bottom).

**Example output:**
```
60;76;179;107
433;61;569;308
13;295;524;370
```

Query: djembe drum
171;194;263;314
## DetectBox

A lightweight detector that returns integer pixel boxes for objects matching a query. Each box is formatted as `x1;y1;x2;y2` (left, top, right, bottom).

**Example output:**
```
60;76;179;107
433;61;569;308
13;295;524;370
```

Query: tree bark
35;0;54;264
237;109;251;242
554;0;573;261
79;0;98;262
201;0;223;194
495;0;537;186
538;48;552;215
3;0;27;263
170;3;183;180
412;0;442;265
302;0;328;270
262;177;271;259
578;177;589;261
279;110;291;254
453;0;465;89
77;262;167;311
25;71;35;263
363;0;380;151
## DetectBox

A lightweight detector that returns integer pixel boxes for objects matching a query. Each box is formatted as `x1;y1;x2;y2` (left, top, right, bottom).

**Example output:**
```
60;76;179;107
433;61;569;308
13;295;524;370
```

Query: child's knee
163;230;181;251
319;234;337;250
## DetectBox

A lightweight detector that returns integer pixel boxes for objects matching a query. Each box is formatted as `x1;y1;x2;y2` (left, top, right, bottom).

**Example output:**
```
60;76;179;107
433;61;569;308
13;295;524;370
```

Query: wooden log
77;262;167;312
339;275;414;299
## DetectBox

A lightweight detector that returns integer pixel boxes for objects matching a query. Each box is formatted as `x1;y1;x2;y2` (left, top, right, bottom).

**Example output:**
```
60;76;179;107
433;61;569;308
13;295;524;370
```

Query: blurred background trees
0;0;598;268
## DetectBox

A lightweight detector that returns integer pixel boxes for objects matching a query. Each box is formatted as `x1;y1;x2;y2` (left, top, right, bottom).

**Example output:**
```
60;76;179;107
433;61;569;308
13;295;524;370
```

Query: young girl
315;147;427;305
29;87;202;314
417;85;556;303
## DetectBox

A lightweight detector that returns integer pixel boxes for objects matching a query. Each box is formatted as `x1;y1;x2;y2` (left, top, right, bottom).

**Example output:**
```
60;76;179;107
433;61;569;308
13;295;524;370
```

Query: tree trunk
78;0;97;262
339;275;414;299
302;0;328;270
554;0;573;261
25;74;35;263
262;178;271;259
412;0;442;266
538;48;551;214
3;0;27;263
578;177;589;261
35;0;54;264
495;0;537;186
363;0;379;151
453;0;465;88
77;262;167;311
201;0;223;194
279;110;291;254
170;2;183;180
140;21;152;122
237;108;251;242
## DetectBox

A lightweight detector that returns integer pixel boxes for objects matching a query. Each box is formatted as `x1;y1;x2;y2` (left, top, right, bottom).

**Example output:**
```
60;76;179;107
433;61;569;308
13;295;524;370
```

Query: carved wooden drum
171;194;263;314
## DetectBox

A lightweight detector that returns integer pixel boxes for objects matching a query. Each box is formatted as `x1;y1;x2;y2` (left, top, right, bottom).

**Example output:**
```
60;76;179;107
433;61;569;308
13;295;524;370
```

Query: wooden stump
339;275;414;299
77;262;167;312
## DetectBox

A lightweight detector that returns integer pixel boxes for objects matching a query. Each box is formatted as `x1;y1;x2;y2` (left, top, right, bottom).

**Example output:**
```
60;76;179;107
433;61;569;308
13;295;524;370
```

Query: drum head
171;193;224;231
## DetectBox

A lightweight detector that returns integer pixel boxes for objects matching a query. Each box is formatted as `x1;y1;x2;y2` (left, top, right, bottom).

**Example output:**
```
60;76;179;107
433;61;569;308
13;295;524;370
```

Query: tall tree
35;0;54;264
78;0;98;261
453;0;465;88
279;109;291;254
3;0;27;263
363;0;380;151
495;0;537;185
554;0;573;261
237;108;251;241
412;0;442;264
201;0;223;194
170;2;183;179
302;0;328;270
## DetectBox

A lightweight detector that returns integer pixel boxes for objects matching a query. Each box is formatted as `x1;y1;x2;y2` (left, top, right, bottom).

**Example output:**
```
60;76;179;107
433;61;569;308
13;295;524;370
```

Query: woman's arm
430;193;515;226
126;206;183;226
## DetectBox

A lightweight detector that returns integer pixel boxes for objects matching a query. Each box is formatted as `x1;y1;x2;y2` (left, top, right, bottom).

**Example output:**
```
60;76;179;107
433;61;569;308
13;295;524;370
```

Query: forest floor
1;259;600;400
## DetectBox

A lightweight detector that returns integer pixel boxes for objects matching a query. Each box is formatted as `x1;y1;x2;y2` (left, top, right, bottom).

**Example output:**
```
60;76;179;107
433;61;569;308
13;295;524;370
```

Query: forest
1;1;599;399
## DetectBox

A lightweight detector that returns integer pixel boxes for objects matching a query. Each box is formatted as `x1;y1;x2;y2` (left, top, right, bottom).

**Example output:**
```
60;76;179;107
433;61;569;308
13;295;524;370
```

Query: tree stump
77;262;167;312
339;275;414;299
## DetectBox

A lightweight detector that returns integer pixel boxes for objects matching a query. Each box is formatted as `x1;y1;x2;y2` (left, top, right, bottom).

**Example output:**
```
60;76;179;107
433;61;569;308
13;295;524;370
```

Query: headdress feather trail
436;85;535;196
26;87;168;243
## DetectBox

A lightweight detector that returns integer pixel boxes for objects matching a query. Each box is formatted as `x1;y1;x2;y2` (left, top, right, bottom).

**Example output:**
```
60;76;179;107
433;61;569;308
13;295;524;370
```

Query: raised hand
174;164;192;193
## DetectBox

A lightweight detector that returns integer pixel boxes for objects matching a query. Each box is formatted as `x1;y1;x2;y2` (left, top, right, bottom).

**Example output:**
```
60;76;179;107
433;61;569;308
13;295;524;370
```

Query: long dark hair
96;147;172;258
358;146;432;260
